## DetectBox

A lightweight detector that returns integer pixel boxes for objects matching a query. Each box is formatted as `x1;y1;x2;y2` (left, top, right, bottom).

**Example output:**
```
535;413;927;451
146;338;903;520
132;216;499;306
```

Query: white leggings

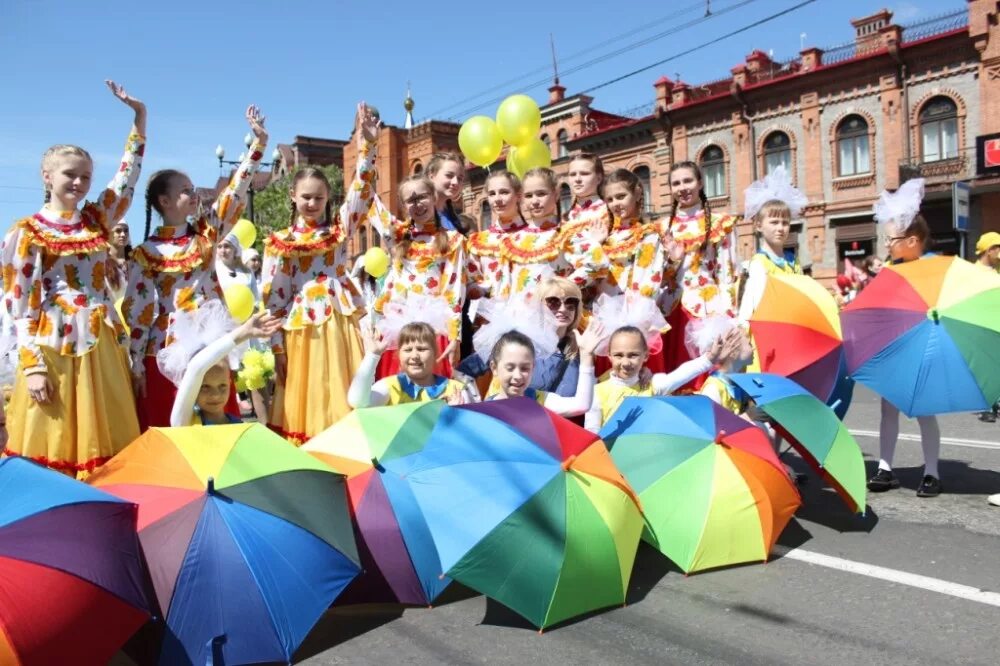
878;398;940;478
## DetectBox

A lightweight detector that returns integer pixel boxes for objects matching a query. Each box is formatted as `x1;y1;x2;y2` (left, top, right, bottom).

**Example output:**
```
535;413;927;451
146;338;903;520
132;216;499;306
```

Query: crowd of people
1;82;998;507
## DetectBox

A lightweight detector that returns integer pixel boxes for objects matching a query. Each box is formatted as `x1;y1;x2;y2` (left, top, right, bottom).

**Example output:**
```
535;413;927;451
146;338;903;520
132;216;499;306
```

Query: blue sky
0;0;959;241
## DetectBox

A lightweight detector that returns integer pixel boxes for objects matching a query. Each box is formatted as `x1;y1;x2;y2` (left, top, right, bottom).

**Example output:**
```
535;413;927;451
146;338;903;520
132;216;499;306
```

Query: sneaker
916;475;942;498
987;493;1000;507
867;469;900;492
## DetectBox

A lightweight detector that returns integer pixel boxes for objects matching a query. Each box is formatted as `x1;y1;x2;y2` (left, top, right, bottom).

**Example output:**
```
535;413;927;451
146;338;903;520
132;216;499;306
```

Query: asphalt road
294;387;1000;666
112;387;1000;666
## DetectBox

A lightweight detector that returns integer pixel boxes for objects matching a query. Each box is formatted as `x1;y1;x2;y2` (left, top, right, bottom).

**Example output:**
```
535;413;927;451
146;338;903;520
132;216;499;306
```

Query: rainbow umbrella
0;457;149;666
304;401;451;606
728;373;867;514
750;272;844;401
385;398;643;630
842;255;1000;416
87;423;360;666
600;396;801;574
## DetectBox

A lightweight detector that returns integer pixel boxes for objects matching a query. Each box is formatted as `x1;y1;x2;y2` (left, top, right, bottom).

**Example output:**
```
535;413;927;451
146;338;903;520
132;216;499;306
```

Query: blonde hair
41;145;93;203
538;276;582;360
753;199;792;225
522;167;563;220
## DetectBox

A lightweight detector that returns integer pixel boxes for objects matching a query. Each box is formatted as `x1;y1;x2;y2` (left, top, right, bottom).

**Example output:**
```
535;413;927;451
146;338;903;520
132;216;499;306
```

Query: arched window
763;131;792;175
541;134;551;152
920;96;958;162
412;162;423;176
836;115;871;176
633;166;653;215
559;183;572;215
557;129;569;158
480;199;491;231
700;145;726;198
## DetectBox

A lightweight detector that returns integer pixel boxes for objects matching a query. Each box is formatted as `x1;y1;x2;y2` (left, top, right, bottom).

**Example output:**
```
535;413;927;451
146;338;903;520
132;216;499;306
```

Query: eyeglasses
885;235;908;246
544;296;580;311
404;193;432;205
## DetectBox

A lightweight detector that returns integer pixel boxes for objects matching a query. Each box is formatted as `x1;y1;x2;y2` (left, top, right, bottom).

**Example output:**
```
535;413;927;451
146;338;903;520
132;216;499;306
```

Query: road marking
774;546;1000;608
849;429;1000;451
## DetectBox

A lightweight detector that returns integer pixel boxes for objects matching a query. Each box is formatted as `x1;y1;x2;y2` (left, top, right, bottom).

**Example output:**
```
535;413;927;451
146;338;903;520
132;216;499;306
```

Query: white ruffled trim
375;293;453;350
591;293;668;357
473;295;559;362
873;178;924;227
156;300;241;387
743;165;809;221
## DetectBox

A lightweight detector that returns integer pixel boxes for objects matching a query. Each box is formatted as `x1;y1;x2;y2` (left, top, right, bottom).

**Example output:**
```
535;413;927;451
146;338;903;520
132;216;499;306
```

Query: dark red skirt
661;307;708;392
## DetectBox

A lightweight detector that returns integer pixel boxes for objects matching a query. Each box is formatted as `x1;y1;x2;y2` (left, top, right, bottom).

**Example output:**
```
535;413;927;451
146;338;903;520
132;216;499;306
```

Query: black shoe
916;475;942;498
867;469;900;492
978;411;997;423
793;472;808;486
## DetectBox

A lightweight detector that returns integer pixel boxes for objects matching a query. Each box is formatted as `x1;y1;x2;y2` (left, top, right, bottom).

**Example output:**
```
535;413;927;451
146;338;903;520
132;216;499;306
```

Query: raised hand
436;338;458;366
661;230;684;263
105;80;146;115
357;102;381;146
575;320;606;358
246;104;268;145
235;311;282;343
362;322;388;356
588;218;609;245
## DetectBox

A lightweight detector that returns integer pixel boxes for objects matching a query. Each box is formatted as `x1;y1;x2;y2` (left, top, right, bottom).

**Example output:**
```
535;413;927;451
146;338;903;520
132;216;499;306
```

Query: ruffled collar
38;205;80;226
489;215;528;233
612;216;644;232
525;215;560;232
150;224;193;241
398;373;449;399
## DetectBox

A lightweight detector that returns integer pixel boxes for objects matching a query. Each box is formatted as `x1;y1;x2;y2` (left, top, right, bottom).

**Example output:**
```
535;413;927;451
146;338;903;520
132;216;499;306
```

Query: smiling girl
2;81;145;477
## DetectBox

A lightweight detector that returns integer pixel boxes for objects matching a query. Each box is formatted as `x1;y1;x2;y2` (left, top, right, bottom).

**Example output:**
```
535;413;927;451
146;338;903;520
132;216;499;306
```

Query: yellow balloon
364;247;390;278
513;137;552;173
496;94;541;147
224;285;254;323
506;147;524;178
232;219;257;248
458;116;503;167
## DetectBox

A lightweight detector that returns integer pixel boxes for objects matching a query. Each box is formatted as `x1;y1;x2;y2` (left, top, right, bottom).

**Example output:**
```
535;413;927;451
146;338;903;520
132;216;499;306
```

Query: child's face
756;211;791;252
567;159;601;199
609;332;648;380
197;362;231;419
401;182;435;224
246;255;261;273
111;224;130;248
491;344;535;397
398;338;435;382
431;160;465;202
522;176;557;220
669;166;702;209
158;174;199;223
290;177;329;221
885;222;922;262
43;155;93;209
217;242;238;267
486;176;520;220
603;182;639;220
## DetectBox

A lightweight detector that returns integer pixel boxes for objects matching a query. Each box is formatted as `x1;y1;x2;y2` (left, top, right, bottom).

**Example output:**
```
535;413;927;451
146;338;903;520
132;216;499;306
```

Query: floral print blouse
495;215;607;300
599;216;672;299
662;208;738;319
465;215;527;300
124;139;265;367
2;131;144;374
262;139;377;352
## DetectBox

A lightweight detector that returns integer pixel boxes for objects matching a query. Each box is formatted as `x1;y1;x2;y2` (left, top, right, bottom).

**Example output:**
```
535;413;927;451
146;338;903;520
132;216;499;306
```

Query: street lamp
215;133;282;223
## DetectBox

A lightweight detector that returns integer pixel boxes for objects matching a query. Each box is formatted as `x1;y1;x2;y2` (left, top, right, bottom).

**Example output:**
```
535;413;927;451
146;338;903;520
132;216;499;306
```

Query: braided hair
668;161;713;251
144;169;185;241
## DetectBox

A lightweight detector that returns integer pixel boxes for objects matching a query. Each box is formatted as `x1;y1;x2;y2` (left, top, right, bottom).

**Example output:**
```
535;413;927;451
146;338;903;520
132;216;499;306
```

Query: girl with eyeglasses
371;175;467;380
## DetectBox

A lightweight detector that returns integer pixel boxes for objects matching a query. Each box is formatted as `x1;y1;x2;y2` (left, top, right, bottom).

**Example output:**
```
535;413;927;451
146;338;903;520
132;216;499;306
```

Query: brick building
343;2;1000;279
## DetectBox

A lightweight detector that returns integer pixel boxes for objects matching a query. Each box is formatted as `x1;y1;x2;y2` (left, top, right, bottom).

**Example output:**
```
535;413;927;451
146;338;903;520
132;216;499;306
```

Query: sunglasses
544;296;580;311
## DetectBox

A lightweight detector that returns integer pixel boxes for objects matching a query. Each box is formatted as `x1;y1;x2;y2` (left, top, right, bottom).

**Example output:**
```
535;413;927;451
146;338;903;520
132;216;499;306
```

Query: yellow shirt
383;374;465;405
594;378;656;426
700;373;747;414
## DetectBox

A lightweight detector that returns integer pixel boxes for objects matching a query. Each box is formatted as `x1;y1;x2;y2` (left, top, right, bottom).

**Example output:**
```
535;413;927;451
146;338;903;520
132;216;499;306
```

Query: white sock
918;416;940;478
878;398;899;472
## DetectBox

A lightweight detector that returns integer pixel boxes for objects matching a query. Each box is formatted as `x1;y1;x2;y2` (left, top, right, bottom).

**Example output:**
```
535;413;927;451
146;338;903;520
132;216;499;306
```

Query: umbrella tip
561;454;577;471
207;477;215;495
928;308;940;323
371;457;384;471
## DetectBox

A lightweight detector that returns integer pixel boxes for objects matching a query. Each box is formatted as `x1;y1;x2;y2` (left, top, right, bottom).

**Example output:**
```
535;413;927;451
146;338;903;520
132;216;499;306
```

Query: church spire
404;81;415;129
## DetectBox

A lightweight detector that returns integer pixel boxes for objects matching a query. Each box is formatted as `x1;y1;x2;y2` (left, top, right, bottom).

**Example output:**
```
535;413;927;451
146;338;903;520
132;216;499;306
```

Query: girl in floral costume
124;104;268;429
2;81;145;477
263;103;380;443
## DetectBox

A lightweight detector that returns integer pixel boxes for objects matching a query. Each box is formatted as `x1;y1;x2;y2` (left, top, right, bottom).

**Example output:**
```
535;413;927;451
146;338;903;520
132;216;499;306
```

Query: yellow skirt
269;312;363;446
5;324;140;479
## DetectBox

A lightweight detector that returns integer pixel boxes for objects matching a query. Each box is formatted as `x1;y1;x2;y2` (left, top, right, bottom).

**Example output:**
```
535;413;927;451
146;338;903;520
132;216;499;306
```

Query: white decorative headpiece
156;300;240;387
472;295;560;362
684;315;738;358
375;293;454;350
873;178;925;228
590;293;668;357
743;165;808;221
